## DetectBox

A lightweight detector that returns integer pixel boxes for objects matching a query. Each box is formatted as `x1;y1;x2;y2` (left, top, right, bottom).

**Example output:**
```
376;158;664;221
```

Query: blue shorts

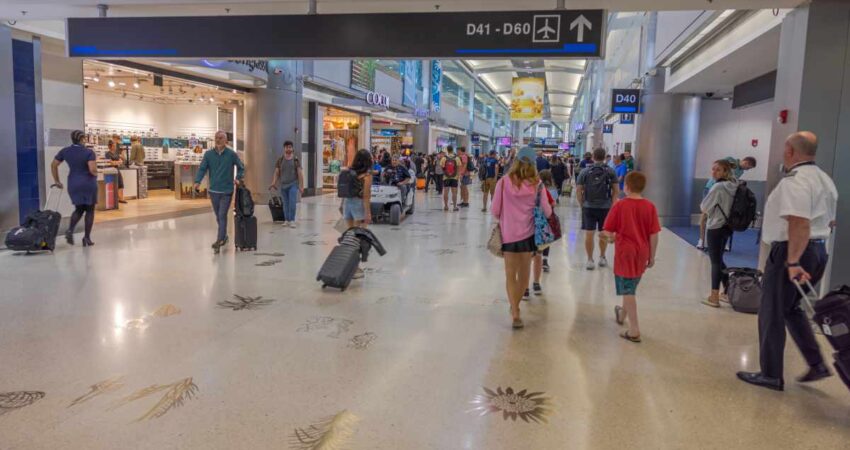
343;197;365;221
615;276;642;296
461;175;472;186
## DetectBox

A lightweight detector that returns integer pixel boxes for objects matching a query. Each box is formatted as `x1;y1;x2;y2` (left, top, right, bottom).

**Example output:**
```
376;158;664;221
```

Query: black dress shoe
797;363;832;383
737;371;784;391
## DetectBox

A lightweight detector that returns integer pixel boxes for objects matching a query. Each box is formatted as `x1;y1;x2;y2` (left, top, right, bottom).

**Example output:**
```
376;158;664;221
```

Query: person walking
458;146;473;208
193;131;245;252
51;130;98;247
480;150;500;212
697;156;757;250
425;154;438;193
535;150;551;172
550;156;567;204
269;141;304;228
440;146;462;211
576;148;620;270
434;151;445;195
614;155;628;193
602;171;661;343
492;147;553;329
700;160;738;308
737;132;838;391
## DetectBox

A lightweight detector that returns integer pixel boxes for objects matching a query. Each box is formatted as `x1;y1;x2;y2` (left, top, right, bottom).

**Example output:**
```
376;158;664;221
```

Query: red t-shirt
603;198;661;279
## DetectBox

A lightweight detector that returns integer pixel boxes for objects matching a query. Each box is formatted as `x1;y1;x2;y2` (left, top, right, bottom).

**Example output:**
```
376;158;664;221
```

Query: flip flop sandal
512;318;525;329
614;305;626;325
620;331;641;343
701;299;721;308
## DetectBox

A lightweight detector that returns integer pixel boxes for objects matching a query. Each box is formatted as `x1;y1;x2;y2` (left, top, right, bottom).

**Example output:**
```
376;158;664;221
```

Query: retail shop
319;106;366;192
81;60;247;222
430;124;468;153
370;115;416;156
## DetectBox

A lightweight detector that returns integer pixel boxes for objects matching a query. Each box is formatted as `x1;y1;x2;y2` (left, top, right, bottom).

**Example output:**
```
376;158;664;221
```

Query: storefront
371;116;415;156
82;60;247;222
320;106;366;191
430;124;467;153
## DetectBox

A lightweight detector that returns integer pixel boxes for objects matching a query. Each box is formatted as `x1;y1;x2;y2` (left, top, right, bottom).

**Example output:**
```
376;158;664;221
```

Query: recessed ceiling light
93;75;100;82
133;81;140;89
107;79;116;88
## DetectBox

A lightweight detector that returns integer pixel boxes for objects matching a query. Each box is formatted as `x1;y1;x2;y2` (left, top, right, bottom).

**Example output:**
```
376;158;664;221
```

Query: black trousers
706;227;732;290
758;241;828;379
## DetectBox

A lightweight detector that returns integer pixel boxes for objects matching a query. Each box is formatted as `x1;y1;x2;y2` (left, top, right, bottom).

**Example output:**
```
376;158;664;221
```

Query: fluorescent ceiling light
667;9;735;66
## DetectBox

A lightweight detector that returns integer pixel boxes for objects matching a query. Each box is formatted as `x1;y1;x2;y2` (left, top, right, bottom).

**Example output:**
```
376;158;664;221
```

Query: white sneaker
289;222;297;229
598;257;609;268
280;221;288;227
696;239;705;250
352;268;365;279
586;260;596;270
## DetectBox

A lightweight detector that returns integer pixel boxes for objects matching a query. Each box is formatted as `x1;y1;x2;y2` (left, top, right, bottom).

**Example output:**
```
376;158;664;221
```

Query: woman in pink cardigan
492;147;553;329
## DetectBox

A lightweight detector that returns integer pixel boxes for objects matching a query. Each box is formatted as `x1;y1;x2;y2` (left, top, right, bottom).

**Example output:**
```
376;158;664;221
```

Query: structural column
0;25;20;230
635;71;700;226
765;0;850;285
243;60;303;201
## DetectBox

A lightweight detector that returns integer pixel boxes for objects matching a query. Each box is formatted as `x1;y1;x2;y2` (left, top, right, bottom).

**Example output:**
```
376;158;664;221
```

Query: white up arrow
570;15;592;42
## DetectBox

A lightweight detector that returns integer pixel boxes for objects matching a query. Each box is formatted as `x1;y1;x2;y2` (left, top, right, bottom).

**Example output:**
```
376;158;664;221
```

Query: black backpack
337;169;362;198
235;186;255;217
584;165;612;203
720;181;758;232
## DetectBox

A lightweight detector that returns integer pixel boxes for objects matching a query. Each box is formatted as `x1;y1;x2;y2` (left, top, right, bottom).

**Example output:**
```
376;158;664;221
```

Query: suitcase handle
793;279;818;318
45;184;64;211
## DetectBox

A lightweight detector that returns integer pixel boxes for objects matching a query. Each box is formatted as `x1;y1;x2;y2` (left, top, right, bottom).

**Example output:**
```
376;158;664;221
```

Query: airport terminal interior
1;1;849;449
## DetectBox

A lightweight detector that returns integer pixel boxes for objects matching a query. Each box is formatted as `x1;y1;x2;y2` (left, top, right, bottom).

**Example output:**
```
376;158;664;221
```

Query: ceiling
83;60;245;105
0;0;805;20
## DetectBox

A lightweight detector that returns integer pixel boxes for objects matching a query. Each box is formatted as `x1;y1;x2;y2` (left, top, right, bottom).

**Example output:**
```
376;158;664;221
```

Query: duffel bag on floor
5;226;45;252
724;268;763;314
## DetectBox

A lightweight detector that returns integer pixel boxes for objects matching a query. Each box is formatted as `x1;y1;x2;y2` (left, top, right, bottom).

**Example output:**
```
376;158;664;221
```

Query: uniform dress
758;161;838;379
55;144;97;206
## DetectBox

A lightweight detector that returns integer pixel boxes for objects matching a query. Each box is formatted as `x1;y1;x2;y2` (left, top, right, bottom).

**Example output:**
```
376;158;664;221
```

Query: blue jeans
280;182;299;222
209;192;232;241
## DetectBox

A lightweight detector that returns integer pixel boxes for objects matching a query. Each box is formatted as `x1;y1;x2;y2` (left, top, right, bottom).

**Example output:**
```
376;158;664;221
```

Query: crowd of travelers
46;128;839;392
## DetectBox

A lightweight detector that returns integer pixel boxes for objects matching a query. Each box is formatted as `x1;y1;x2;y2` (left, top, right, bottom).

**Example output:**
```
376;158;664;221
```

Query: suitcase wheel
321;284;326;289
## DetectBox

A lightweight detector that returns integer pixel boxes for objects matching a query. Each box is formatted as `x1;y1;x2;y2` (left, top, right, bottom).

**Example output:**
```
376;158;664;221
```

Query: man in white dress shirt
737;131;838;391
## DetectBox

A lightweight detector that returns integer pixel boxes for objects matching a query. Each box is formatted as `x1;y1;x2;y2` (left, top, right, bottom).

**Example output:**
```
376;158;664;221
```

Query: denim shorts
343;197;365;221
615;275;642;296
461;175;472;186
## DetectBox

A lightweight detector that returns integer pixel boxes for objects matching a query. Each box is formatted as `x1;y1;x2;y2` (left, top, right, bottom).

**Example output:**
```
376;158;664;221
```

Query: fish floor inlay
297;316;354;338
217;295;276;311
0;391;45;416
122;304;182;330
69;376;125;408
289;409;359;450
347;332;377;350
110;377;198;422
470;387;552;424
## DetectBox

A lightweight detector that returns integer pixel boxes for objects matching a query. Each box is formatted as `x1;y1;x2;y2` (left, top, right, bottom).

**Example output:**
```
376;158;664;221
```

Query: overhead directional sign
611;89;642;114
67;10;605;59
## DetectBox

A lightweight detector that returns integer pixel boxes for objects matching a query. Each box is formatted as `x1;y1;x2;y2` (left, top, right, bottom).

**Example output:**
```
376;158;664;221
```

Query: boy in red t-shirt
602;171;661;343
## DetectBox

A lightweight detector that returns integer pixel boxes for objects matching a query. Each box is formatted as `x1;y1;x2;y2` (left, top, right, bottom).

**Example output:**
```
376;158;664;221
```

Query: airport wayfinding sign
611;89;641;114
67;10;605;59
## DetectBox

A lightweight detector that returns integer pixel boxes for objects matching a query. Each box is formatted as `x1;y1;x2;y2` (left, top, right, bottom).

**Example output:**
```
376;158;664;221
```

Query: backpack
466;157;475;173
720;181;758;232
444;156;458;178
337;169;362;198
584;165;612;204
235;186;255;217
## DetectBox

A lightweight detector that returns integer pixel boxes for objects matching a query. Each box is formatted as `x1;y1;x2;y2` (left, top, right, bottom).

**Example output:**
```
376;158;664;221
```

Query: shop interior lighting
107;79;116;88
118;82;126;86
92;74;100;82
133;80;140;89
666;9;735;66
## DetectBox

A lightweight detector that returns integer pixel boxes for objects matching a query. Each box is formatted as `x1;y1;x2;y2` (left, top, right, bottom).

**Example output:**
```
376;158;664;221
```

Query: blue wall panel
13;39;39;222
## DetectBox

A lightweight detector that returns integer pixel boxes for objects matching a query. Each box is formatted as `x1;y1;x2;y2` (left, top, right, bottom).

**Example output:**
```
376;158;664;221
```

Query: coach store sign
366;91;390;109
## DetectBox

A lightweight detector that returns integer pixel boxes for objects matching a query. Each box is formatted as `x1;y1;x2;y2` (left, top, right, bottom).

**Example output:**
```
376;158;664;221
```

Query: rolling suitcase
317;242;361;291
269;191;286;222
794;281;850;392
724;268;763;314
5;185;63;252
234;214;257;251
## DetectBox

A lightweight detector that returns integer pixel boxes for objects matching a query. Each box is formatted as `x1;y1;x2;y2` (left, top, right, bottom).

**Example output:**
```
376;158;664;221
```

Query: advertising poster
431;60;442;113
402;60;423;108
351;60;377;91
511;77;545;120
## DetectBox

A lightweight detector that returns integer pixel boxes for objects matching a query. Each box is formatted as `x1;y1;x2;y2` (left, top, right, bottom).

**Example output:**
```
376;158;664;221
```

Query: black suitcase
269;194;285;222
795;281;850;392
5;185;63;252
234;214;257;251
317;243;361;291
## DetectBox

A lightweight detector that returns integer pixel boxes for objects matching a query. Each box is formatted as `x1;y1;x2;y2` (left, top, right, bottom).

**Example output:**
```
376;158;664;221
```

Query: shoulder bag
487;179;506;257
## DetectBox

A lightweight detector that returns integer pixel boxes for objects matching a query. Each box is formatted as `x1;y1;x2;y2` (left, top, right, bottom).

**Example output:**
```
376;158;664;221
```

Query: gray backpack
725;268;763;314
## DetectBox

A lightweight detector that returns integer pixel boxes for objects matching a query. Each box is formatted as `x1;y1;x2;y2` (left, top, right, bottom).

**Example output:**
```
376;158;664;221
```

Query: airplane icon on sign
533;15;561;43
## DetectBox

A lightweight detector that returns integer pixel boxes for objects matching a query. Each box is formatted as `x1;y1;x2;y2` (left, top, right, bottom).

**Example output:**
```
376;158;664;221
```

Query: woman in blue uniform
51;130;98;246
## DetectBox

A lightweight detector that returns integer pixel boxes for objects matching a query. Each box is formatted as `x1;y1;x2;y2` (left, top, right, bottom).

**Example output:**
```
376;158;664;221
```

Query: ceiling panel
549;93;576;106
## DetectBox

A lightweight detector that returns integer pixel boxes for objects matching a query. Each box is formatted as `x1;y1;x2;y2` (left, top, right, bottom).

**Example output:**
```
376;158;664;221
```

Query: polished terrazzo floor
1;187;848;449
